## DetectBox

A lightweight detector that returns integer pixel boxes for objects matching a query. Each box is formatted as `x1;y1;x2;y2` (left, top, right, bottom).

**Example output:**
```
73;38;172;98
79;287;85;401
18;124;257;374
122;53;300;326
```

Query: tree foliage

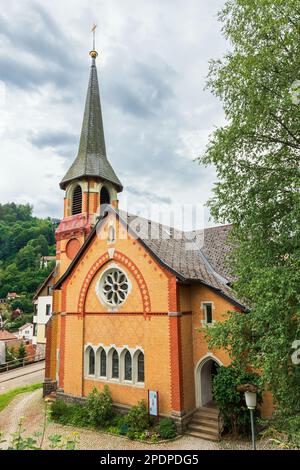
0;203;56;320
199;0;300;413
212;365;261;435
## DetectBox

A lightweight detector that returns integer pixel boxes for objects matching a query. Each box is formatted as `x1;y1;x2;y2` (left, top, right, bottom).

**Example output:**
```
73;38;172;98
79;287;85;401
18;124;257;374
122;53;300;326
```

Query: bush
268;414;300;449
213;365;262;436
125;400;149;432
50;400;88;426
158;418;177;439
86;386;113;427
17;342;26;359
50;400;70;421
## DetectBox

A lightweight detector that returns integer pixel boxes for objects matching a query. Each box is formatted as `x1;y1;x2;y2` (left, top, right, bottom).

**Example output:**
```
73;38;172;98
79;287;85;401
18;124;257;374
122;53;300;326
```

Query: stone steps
186;406;220;441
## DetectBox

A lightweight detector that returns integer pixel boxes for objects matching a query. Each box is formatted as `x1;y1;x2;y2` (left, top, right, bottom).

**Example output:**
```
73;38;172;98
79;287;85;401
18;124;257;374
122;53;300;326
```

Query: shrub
125;400;149;432
17;342;26;359
269;414;300;449
119;422;129;435
50;400;70;421
50;400;88;426
158;418;177;439
212;365;261;436
86;386;113;427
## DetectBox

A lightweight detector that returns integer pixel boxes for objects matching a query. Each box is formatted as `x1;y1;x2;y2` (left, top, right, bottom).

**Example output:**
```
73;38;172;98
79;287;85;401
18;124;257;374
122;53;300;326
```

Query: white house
33;270;54;355
18;323;34;341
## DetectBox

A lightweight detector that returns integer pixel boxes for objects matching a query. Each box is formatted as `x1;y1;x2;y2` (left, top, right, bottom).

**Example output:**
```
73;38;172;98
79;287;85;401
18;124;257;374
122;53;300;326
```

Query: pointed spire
60;40;122;191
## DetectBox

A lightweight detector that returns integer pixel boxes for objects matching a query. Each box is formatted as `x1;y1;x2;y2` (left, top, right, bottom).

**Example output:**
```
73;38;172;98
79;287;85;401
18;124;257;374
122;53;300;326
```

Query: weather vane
90;24;98;59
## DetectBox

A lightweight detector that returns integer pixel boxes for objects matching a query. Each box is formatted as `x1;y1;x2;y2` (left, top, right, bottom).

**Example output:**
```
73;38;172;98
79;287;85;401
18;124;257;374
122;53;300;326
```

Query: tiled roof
0;330;18;340
33;269;55;300
121;213;242;308
60;57;123;191
54;208;244;309
19;323;33;330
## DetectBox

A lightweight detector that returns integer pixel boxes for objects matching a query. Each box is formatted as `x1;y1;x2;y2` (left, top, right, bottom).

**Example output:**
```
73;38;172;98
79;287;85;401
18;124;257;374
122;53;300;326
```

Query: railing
0;352;45;374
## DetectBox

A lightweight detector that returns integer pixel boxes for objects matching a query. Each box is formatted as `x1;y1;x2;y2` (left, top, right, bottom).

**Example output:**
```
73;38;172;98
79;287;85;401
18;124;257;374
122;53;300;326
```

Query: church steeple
55;33;123;269
60;41;122;192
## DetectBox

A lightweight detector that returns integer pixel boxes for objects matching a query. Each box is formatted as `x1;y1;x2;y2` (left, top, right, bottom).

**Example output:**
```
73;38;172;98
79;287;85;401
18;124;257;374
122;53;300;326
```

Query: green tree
17;342;26;360
199;0;300;414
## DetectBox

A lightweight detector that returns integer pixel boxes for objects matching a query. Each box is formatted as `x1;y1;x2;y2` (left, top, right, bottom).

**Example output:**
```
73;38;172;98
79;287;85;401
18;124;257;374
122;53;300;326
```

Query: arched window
100;186;110;206
137;352;144;383
124;350;132;381
72;185;82;215
100;349;106;377
88;348;95;375
112;349;119;379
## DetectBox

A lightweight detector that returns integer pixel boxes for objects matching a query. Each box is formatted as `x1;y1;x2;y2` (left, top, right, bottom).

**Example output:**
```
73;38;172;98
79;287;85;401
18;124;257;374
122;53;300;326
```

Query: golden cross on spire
89;24;98;59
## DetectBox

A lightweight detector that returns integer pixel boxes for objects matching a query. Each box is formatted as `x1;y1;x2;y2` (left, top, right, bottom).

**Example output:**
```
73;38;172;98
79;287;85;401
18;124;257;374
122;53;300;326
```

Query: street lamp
245;391;257;450
237;383;258;451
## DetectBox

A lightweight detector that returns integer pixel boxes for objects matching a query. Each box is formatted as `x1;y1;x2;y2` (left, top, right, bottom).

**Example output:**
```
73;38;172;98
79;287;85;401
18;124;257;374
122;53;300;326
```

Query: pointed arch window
100;349;106;377
124;350;132;381
72;185;82;215
112;349;119;379
100;186;110;206
88;348;95;375
137;352;144;383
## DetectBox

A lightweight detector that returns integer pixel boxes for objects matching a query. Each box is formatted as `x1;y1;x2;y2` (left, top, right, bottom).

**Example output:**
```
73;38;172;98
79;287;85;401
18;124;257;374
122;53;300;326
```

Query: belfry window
72;185;82;215
112;349;119;378
124;350;132;381
137;352;144;383
88;348;95;375
100;186;110;206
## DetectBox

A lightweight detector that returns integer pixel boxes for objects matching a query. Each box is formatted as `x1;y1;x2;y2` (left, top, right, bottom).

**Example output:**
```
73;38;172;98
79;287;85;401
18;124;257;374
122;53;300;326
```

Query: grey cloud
103;56;176;118
30;130;77;150
127;186;172;205
0;4;82;90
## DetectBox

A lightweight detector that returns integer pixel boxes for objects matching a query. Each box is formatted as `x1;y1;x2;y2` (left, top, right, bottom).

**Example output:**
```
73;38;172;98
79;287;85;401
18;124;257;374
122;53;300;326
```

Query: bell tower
55;32;123;273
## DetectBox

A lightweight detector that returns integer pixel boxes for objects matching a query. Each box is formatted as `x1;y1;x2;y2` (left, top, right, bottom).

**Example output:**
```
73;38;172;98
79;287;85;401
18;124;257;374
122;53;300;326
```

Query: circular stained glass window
99;268;129;307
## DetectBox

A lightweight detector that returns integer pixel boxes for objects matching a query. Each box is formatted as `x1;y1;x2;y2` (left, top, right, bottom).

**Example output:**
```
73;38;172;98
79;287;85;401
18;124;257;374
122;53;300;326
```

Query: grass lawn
0;383;42;412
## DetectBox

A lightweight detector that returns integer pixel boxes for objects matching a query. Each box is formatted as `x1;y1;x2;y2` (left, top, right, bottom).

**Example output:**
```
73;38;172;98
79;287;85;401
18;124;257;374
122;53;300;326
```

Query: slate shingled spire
60;51;123;191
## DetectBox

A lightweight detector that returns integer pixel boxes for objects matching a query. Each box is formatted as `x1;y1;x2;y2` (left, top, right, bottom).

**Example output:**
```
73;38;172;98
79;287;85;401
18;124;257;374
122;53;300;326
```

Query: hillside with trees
0;203;56;328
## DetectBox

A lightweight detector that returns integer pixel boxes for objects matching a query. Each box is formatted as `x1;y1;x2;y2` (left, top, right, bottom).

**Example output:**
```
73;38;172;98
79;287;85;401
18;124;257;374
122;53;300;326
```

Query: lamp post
245;391;257;450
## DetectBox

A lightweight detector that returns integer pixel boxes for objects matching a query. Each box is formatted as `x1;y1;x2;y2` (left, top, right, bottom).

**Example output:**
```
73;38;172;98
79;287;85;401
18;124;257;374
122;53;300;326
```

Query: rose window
99;268;129;307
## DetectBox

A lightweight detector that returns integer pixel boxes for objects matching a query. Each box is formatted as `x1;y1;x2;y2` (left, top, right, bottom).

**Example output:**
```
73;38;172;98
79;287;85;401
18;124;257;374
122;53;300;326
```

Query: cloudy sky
0;0;228;228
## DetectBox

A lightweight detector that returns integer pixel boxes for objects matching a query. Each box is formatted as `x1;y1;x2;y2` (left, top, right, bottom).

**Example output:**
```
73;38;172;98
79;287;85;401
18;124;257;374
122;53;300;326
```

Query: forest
0;203;56;326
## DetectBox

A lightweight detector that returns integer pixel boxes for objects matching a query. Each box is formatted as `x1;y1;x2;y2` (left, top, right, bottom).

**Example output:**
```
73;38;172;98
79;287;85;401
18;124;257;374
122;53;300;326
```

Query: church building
45;45;273;438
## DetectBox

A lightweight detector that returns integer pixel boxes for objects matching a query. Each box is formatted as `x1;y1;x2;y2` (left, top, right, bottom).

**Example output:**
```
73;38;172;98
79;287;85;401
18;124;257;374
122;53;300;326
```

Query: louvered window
72;185;82;215
100;186;110;205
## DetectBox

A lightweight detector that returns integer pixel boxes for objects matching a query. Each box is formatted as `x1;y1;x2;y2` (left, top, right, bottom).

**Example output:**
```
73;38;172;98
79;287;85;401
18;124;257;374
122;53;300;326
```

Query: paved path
0;361;45;393
0;389;276;450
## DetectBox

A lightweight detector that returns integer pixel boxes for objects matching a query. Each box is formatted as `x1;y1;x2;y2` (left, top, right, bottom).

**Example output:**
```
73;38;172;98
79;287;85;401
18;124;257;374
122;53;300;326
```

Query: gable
61;213;171;314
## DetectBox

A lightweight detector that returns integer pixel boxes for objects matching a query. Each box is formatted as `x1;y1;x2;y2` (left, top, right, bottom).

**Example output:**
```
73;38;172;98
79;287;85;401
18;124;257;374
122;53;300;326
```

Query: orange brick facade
45;211;274;422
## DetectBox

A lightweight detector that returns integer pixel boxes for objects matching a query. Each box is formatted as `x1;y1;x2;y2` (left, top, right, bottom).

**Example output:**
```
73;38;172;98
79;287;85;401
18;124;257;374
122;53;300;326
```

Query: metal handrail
0;352;45;373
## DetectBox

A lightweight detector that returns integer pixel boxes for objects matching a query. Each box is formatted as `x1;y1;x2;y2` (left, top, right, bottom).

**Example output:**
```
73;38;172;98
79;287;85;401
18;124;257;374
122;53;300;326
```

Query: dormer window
72;185;82;215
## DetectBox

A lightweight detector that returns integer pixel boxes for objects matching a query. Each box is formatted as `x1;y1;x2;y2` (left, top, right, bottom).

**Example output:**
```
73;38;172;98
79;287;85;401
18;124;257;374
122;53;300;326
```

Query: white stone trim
194;353;223;407
95;263;132;311
84;343;144;388
200;301;215;326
